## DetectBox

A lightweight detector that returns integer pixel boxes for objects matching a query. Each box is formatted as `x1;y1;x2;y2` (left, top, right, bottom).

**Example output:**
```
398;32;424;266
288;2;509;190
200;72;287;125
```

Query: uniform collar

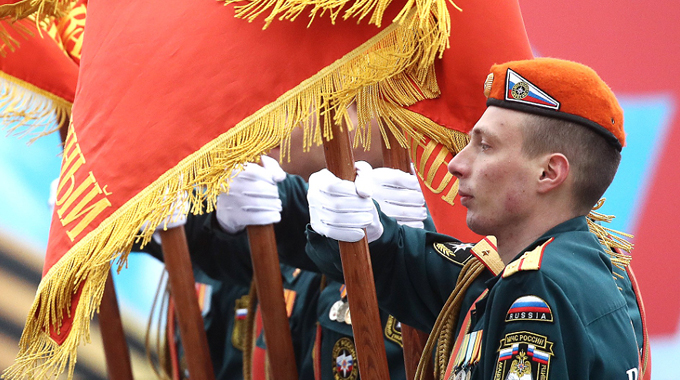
485;216;589;289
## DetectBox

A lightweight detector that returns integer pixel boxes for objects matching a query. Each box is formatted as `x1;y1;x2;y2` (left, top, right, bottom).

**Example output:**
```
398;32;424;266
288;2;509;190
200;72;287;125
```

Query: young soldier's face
448;107;539;237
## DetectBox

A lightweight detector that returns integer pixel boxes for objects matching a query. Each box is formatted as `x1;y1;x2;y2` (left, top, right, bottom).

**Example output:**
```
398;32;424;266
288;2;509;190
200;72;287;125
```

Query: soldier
304;58;647;379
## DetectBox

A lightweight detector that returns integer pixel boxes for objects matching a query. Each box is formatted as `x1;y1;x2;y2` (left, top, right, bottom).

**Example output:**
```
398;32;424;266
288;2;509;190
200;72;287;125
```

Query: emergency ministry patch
434;242;474;266
494;331;554;380
332;337;358;380
505;296;553;323
505;68;560;110
384;315;403;347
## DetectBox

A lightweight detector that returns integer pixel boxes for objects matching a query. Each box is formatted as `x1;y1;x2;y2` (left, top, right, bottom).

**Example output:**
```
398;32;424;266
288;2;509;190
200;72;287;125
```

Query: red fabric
252;307;267;380
408;0;533;134
44;0;412;342
405;0;533;240
0;18;78;102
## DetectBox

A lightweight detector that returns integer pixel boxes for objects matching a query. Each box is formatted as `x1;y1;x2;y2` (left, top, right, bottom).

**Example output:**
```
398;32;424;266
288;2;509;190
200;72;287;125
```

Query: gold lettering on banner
409;136;459;205
56;129;112;241
57;4;86;61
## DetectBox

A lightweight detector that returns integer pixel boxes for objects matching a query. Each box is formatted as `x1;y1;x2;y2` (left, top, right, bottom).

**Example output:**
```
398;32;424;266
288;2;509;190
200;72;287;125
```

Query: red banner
5;0;455;377
0;17;78;138
406;0;533;241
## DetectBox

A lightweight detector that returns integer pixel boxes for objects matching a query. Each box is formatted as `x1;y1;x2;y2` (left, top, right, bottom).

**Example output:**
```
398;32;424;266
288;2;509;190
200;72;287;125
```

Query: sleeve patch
433;242;474;266
502;238;554;278
505;296;553;323
494;331;554;380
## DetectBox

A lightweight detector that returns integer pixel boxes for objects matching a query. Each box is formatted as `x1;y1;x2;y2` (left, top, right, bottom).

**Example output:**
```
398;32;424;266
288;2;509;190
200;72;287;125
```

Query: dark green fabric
133;211;252;380
307;216;642;379
306;208;493;333
472;217;640;379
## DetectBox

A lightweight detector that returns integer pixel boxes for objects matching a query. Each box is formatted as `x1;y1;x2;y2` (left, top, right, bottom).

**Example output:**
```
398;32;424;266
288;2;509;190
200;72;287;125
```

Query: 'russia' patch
494;331;554;380
505;68;560;110
505;296;554;323
433;242;474;266
332;337;358;380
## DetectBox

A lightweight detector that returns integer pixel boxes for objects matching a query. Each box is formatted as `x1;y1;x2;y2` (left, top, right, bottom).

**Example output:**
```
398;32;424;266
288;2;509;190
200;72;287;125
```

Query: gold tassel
586;198;634;270
0;71;71;142
3;8;459;379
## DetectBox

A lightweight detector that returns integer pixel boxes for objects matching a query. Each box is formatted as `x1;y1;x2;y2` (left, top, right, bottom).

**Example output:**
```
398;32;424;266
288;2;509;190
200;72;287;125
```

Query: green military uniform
306;215;643;379
136;211;254;380
257;174;412;380
316;280;406;380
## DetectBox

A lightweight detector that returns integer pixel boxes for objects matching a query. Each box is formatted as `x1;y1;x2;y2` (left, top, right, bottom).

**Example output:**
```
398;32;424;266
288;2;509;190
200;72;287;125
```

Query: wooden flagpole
160;227;216;380
379;127;433;380
322;108;390;380
98;274;134;380
246;224;299;380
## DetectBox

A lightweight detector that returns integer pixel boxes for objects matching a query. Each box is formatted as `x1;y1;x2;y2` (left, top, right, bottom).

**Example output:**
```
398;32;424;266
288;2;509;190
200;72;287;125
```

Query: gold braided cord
242;282;258;380
0;70;71;141
414;258;485;380
586;198;634;269
144;271;173;380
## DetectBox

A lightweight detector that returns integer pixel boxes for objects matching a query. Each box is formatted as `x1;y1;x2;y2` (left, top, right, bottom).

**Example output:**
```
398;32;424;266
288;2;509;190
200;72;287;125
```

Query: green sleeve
273;174;320;272
306;206;490;332
480;271;640;380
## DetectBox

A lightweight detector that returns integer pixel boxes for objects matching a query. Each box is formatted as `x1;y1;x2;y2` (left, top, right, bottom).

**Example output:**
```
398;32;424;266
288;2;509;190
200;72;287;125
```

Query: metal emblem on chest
332;337;358;380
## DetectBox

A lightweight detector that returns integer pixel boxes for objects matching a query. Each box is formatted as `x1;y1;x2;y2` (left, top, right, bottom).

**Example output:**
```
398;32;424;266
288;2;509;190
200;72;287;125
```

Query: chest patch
505;296;553;323
332;337;358;380
434;242;474;266
384;315;403;347
494;331;555;380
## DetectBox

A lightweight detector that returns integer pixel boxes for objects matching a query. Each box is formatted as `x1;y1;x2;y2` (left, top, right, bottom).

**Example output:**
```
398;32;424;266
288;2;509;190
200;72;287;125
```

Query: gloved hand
307;161;383;243
371;167;427;229
216;155;286;234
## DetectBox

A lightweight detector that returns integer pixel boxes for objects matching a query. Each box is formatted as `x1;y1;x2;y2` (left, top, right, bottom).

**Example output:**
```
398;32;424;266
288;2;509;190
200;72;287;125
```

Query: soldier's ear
536;153;569;194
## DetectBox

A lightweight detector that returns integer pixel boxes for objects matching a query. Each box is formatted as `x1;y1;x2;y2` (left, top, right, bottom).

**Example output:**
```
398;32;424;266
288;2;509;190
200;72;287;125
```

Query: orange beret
484;58;624;151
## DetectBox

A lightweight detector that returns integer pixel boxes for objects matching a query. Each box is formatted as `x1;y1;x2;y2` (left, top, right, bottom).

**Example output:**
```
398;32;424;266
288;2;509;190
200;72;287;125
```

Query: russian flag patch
505;69;560;110
506;295;553;322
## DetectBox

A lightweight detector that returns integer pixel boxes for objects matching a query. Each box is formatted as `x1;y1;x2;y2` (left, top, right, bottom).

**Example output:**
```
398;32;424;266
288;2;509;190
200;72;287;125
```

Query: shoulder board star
471;236;505;276
502;238;554;278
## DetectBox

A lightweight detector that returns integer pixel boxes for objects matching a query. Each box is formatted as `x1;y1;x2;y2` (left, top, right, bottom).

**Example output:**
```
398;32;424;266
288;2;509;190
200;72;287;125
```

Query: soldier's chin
466;215;491;237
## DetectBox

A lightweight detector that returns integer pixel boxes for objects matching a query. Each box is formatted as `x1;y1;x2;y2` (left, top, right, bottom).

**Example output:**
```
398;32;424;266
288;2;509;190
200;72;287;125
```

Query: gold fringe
3;8;451;380
0;71;72;142
0;0;71;23
586;198;634;270
221;0;460;75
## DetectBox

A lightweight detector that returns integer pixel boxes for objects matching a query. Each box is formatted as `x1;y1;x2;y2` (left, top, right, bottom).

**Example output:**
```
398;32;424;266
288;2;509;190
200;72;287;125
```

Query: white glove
216;155;286;234
307;161;383;243
371;168;427;229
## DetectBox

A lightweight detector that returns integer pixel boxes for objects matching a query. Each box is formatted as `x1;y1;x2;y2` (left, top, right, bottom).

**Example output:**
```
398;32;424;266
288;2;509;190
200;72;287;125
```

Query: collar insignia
471;236;504;276
502;238;554;278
